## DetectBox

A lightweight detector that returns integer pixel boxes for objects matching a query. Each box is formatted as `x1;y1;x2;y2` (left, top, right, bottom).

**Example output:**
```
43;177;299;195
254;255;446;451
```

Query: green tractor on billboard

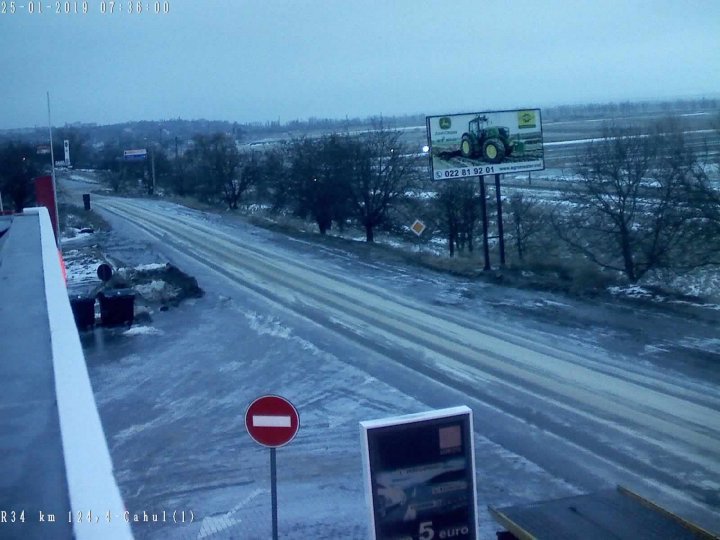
459;115;523;163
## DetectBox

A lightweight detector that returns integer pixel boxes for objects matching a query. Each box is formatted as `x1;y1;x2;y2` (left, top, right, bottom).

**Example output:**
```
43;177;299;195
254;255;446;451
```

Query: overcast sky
1;0;718;129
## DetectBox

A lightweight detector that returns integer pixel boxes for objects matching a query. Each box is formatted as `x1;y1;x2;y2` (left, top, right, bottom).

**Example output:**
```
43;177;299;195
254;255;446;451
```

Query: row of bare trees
169;120;719;284
162;129;416;243
509;120;720;282
99;116;718;285
0;142;42;212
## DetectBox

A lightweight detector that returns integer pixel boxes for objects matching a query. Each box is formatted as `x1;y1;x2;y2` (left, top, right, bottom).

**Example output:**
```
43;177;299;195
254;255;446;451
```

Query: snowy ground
58;174;720;539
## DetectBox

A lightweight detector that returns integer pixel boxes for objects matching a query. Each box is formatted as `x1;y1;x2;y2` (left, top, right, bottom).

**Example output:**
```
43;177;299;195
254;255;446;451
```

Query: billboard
426;109;544;180
124;148;147;161
361;407;477;540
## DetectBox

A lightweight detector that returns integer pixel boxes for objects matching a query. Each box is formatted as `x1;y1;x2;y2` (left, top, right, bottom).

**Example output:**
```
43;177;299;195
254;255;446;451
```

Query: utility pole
151;145;156;195
47;91;61;250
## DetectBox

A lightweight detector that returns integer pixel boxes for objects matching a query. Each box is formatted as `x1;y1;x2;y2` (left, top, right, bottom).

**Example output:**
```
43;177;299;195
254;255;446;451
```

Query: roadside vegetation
57;202;110;239
2;99;718;302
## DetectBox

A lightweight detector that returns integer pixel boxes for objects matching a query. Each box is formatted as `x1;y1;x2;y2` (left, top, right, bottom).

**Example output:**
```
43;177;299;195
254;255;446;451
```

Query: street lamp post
144;138;156;195
151;146;156;195
47;91;61;249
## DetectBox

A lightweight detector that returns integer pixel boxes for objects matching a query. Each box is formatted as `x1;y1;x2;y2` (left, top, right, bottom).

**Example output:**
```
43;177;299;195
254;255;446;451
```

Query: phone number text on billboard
434;160;543;180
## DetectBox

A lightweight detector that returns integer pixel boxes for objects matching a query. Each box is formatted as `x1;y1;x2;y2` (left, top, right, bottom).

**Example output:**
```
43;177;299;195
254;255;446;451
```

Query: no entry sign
245;395;300;448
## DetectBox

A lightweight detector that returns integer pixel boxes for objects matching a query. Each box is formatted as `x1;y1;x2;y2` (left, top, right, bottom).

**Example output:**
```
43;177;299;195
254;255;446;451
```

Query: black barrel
69;295;96;330
97;289;135;327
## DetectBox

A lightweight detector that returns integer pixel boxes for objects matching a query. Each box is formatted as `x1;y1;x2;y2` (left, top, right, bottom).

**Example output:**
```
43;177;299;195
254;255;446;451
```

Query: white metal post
151;146;156;195
47;91;60;249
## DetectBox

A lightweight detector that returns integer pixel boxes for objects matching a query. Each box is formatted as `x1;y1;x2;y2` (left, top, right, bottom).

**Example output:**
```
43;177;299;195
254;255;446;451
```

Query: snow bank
608;285;654;299
134;262;168;271
134;279;179;302
69;173;99;183
123;326;164;336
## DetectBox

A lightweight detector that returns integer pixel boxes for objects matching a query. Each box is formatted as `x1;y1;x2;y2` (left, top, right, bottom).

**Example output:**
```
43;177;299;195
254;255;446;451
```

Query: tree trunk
365;222;374;243
619;224;637;282
318;219;331;235
515;221;524;261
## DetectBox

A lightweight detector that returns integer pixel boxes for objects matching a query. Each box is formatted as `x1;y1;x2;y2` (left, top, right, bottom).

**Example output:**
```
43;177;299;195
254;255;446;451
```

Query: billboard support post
479;176;490;271
494;174;506;266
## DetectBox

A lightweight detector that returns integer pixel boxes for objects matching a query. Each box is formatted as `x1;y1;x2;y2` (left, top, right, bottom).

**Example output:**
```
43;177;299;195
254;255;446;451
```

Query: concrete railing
26;206;133;540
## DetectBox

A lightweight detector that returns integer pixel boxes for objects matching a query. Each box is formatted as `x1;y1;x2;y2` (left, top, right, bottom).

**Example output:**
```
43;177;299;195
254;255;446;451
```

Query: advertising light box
123;148;148;161
426;109;544;180
361;406;477;540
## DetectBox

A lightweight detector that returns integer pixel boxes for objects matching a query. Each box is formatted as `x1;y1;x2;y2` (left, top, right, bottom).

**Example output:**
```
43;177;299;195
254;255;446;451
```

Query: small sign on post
245;395;300;540
411;219;426;236
361;406;478;540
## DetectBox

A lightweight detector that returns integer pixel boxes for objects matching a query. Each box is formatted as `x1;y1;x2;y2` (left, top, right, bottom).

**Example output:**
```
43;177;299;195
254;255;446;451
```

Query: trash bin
97;289;135;327
82;193;91;210
69;295;96;331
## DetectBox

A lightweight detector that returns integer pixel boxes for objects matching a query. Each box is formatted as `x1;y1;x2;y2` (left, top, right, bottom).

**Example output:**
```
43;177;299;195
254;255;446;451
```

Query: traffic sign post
245;395;300;540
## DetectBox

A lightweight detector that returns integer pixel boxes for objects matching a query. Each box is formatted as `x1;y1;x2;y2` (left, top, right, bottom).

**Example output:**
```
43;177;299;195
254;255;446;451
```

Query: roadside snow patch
678;337;720;354
245;312;292;339
197;488;266;539
198;515;242;538
134;263;168;271
244;312;324;354
61;228;94;243
69;173;99;183
123;326;164;336
134;280;180;302
643;344;670;355
607;285;654;299
63;250;104;288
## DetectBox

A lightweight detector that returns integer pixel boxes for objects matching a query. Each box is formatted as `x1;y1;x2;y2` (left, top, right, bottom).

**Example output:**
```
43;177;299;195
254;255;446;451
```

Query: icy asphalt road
76;191;719;539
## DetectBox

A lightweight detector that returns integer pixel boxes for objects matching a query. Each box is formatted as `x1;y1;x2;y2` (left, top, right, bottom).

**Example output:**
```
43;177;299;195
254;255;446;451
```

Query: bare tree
0;142;40;212
683;113;720;266
435;181;478;257
508;192;547;262
255;145;288;211
287;136;351;234
346;128;414;242
555;122;711;282
436;186;461;257
186;133;250;209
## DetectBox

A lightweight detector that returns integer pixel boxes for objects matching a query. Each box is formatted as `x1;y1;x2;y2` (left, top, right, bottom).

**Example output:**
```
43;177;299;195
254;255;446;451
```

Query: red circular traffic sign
245;395;300;448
